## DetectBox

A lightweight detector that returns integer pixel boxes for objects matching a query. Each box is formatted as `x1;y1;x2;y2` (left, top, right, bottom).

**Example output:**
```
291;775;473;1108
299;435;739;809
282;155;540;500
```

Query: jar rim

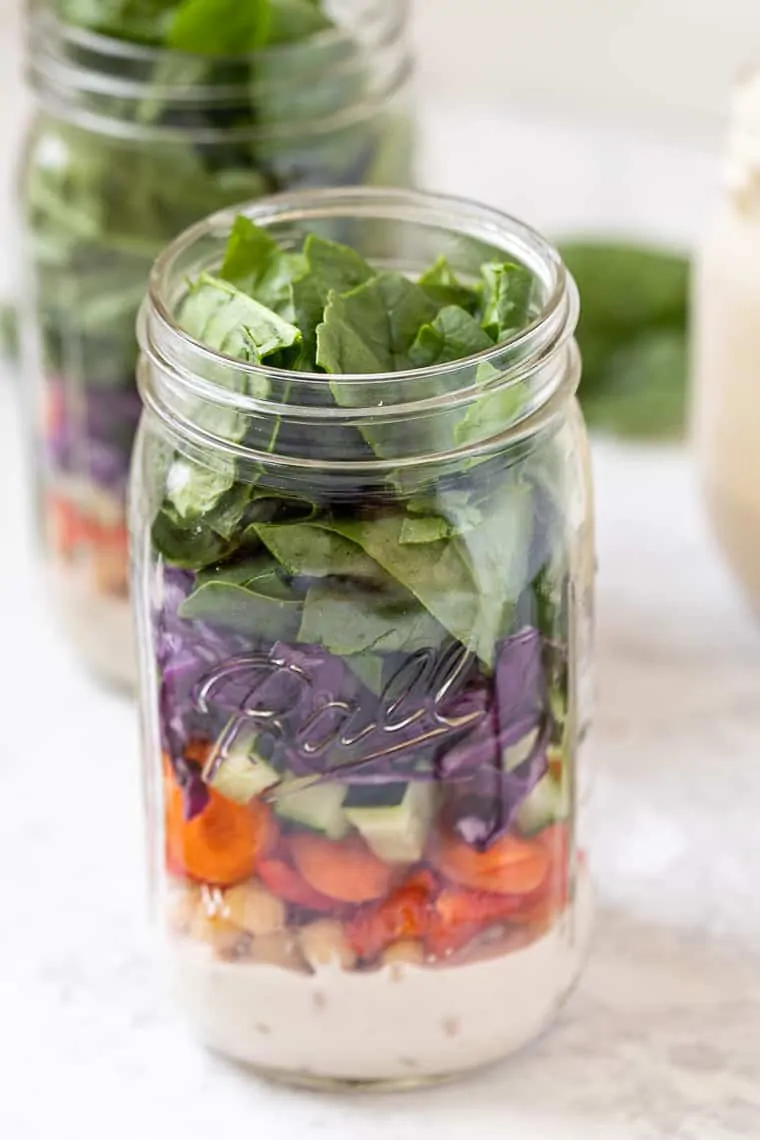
27;3;411;140
138;187;580;468
31;1;406;66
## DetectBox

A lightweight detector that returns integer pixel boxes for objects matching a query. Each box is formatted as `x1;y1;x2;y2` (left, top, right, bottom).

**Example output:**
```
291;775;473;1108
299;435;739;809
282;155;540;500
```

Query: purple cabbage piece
440;628;551;849
156;566;251;820
45;381;142;494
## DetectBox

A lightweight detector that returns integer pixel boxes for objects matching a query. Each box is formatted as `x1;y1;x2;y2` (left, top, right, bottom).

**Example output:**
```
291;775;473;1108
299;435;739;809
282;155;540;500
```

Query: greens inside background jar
19;0;412;689
133;188;595;1087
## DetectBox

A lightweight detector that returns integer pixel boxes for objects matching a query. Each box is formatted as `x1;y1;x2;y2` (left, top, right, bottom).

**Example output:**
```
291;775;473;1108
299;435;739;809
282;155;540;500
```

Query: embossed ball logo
196;640;484;790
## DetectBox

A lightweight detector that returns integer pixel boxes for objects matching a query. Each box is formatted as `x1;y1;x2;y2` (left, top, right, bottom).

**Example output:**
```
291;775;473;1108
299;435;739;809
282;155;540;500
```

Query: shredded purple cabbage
156;566;251;819
45;380;142;494
156;560;552;842
440;629;550;848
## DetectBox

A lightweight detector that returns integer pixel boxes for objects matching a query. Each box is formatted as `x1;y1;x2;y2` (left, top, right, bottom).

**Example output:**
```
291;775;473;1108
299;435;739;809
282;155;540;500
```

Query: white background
414;0;760;136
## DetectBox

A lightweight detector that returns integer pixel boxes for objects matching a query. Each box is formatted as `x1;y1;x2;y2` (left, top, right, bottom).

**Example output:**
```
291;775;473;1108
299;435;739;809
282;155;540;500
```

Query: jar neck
138;188;580;475
27;2;411;142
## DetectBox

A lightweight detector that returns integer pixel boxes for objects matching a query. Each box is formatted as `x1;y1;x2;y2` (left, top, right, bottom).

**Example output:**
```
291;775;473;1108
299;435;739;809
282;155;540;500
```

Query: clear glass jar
17;1;413;690
693;72;760;609
132;188;595;1088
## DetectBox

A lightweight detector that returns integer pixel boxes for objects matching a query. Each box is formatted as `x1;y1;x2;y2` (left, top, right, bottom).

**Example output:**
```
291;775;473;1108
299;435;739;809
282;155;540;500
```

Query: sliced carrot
184;739;213;767
496;823;571;932
165;778;277;887
290;833;393;905
536;822;570;906
433;831;549;896
257;857;336;913
347;870;437;959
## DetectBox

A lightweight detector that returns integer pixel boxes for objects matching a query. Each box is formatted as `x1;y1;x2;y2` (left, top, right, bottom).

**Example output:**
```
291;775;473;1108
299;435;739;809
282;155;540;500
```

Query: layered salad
28;0;408;683
146;216;592;1082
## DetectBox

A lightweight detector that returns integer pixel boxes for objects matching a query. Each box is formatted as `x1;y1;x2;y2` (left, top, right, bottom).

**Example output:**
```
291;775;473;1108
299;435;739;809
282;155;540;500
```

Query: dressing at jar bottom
50;562;136;691
166;867;592;1088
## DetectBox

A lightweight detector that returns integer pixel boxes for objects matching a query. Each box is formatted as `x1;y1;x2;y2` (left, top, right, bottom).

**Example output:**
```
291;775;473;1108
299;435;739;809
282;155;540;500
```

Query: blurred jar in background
693;72;760;609
16;0;414;690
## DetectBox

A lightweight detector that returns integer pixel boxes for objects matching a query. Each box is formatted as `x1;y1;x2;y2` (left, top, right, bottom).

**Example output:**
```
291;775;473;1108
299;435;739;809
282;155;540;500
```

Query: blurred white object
693;70;760;609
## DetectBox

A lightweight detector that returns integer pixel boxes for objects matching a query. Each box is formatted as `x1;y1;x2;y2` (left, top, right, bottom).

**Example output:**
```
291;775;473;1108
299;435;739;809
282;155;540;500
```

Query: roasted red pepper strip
347;870;437;959
425;885;525;958
48;495;128;556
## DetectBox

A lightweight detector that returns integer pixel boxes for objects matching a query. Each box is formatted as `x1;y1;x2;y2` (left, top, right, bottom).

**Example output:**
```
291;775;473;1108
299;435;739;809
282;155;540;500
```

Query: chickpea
223;881;286;936
165;880;200;936
298;920;357;971
382;941;426;970
188;907;242;956
249;931;308;973
92;546;128;597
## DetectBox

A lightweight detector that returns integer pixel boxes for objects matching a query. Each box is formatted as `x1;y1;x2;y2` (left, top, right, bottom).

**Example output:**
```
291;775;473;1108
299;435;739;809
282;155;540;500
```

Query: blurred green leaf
558;239;689;440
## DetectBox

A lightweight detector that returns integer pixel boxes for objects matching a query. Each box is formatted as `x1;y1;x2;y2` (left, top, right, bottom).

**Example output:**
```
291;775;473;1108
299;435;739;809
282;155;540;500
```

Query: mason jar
132;188;595;1088
17;1;413;690
693;71;760;609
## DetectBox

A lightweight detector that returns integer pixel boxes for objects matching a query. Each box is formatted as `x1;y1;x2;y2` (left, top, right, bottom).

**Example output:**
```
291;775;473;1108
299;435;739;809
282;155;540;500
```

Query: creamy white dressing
167;870;593;1084
51;561;136;690
693;71;760;608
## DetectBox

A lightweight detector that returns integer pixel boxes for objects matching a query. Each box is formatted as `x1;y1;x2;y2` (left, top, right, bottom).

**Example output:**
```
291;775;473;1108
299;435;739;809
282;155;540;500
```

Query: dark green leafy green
168;0;273;53
155;218;541;669
166;455;238;519
325;515;493;662
253;522;386;583
179;554;304;638
297;581;447;657
179;274;301;363
480;261;533;340
316;273;437;375
152;505;234;568
408;305;494;369
219;216;305;318
559;239;689;439
581;328;687;440
417;256;480;312
290;235;375;368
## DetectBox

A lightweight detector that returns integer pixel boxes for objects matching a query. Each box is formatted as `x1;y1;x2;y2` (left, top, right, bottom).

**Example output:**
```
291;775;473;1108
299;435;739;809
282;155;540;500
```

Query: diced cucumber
516;776;566;836
517;742;571;836
502;725;541;772
202;724;281;805
275;779;350;840
343;782;435;863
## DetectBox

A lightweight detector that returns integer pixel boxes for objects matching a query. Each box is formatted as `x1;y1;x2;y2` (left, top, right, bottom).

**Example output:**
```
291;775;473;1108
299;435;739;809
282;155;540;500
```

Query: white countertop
1;105;759;1139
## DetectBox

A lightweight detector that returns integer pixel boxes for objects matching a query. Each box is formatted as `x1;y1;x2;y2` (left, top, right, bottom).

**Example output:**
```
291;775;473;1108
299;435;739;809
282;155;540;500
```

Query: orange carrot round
165;778;277;887
433;831;549;896
257;857;336;913
289;833;392;904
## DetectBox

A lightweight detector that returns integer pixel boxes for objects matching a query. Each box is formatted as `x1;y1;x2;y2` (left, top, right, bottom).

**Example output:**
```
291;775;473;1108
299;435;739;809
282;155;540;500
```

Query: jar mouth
28;2;410;139
139;187;580;467
36;8;356;67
